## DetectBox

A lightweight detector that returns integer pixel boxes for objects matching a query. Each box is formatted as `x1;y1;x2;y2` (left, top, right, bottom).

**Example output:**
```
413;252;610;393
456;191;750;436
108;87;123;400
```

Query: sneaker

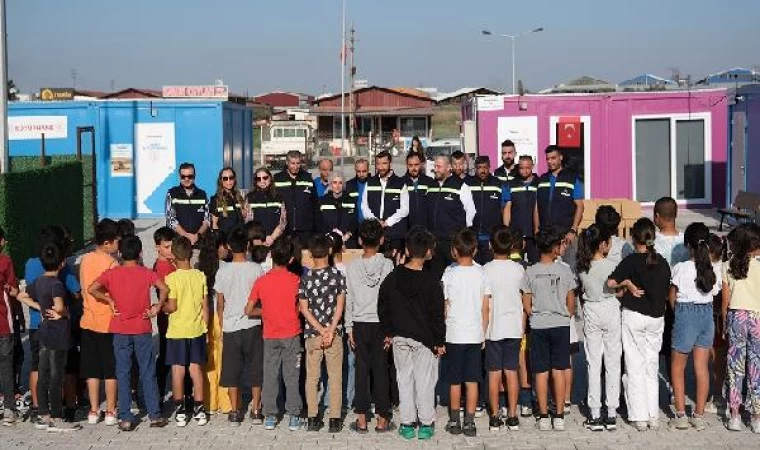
537;416;551;431
328;418;342;433
703;401;718;414
751;419;760;434
463;421;477;437
175;405;188;427
584;417;604;432
553;416;565;431
417;424;434;440
564;401;572;413
445;419;462;435
2;410;18;426
635;421;648;432
475;405;486;418
228;411;240;427
16;394;30;414
87;410;100;425
500;406;508;419
28;406;39;423
33;418;49;430
399;423;416;439
250;409;263;425
669;414;689;430
506;416;519;431
104;411;118;426
489;415;503;431
307;417;322;432
727;416;742;431
648;418;660;431
193;405;208;426
288;414;300;431
63;407;76;423
265;415;277;430
690;415;707;431
47;419;81;432
520;405;533;417
604;415;617;431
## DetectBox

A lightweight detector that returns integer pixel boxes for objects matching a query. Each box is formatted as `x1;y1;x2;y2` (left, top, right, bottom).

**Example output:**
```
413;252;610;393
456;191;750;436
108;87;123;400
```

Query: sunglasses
256;176;270;182
180;174;195;180
222;175;236;182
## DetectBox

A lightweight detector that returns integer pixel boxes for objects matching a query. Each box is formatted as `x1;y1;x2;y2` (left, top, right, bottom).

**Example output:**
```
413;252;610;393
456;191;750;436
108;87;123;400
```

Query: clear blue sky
8;0;760;96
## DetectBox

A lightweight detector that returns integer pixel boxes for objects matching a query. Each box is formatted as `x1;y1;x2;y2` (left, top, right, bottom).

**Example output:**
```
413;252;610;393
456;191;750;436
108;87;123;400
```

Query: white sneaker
475;405;486;418
500;406;508;419
87;410;100;425
703;401;718;414
635;421;648;432
727;416;742;431
690;415;707;431
520;405;532;417
648;418;660;431
104;412;118;426
751;419;760;434
537;416;551;431
552;417;565;431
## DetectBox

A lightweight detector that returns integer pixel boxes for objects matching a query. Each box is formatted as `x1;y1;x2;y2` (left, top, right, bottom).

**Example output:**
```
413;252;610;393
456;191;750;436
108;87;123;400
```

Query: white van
424;139;470;178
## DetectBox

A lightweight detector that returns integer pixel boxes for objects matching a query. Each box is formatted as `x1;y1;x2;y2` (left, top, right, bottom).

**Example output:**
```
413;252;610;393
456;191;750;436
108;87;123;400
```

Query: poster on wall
110;144;134;177
497;116;538;163
135;123;176;214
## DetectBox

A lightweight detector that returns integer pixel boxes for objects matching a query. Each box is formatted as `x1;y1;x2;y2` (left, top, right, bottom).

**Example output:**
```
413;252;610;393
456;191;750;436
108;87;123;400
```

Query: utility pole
71;69;78;89
348;25;355;157
339;0;346;169
0;0;8;174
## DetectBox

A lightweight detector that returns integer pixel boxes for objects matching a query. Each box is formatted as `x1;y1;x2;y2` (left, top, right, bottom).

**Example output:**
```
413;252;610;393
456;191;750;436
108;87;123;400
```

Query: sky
7;0;760;96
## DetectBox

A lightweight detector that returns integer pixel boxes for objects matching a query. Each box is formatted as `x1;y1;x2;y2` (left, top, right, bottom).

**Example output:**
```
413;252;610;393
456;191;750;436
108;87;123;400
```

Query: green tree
8;79;18;101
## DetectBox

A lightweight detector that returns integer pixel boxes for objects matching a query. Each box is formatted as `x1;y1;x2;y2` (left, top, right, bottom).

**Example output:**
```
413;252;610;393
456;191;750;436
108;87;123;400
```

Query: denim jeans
113;333;161;422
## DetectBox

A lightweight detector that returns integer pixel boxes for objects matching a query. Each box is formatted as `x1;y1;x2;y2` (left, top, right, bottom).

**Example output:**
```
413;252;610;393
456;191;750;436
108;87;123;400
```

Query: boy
152;226;176;402
18;243;80;432
246;221;272;271
215;227;265;426
88;235;169;430
484;226;526;431
441;229;490;437
299;234;346;433
520;225;576;432
0;226;20;425
378;227;445;440
163;236;209;427
79;218;120;425
246;238;302;432
345;219;394;432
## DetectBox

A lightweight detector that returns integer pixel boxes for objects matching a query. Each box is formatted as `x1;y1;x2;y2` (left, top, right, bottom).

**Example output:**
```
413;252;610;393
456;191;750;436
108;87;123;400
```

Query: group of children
1;195;760;439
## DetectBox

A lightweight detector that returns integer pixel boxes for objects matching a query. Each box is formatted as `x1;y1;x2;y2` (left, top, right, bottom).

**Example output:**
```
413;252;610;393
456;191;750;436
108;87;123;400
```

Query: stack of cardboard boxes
579;199;642;238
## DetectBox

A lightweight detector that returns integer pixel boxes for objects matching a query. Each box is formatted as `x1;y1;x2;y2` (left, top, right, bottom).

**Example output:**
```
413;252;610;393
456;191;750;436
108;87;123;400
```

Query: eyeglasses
180;174;195;180
256;176;270;182
222;176;235;182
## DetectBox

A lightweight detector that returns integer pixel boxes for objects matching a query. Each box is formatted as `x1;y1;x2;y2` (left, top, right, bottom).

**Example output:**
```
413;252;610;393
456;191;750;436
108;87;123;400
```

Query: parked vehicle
261;121;314;168
424;138;471;178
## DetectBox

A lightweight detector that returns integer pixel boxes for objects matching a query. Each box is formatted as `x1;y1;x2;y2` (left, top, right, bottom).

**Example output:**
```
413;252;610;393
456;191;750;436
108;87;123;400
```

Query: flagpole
0;0;8;174
339;0;346;170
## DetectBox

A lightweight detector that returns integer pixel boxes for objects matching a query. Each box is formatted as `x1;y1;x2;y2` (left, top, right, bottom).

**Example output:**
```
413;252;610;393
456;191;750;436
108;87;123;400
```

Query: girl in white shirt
668;222;721;431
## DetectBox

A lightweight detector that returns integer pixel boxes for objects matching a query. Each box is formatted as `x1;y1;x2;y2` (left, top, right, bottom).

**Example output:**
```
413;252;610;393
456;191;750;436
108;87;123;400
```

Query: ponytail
684;222;716;293
631;218;659;268
576;224;611;274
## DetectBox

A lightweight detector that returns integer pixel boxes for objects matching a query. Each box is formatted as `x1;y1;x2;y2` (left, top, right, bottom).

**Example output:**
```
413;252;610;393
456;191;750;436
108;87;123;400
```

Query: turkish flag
558;116;582;148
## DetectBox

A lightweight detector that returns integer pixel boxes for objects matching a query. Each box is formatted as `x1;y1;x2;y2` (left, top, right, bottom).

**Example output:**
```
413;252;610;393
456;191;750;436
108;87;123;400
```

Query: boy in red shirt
0;226;20;424
88;235;169;430
152;226;176;399
245;237;302;431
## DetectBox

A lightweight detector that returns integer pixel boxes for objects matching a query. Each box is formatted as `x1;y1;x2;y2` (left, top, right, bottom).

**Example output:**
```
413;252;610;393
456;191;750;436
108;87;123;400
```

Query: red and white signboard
162;85;229;99
8;116;68;140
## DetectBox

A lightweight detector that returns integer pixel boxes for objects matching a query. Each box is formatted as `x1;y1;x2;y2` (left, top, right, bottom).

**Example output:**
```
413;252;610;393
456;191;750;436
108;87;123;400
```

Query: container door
730;109;746;200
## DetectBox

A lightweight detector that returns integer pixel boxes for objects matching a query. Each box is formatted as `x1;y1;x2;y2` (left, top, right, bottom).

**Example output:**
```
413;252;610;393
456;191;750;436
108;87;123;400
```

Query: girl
668;222;721;431
722;223;760;432
196;231;232;415
708;233;727;413
246;167;287;246
209;167;247;235
576;224;621;431
608;218;671;432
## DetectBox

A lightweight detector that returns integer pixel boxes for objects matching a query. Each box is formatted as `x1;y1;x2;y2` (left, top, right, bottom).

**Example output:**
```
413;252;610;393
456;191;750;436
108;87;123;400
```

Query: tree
7;79;17;101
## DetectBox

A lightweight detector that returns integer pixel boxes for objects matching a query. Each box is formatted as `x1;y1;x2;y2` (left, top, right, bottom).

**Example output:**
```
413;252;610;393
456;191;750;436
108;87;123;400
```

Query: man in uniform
465;156;504;264
503;155;539;263
273;150;317;246
361;151;409;258
494;139;518;184
165;162;209;246
534;145;584;243
402;151;435;230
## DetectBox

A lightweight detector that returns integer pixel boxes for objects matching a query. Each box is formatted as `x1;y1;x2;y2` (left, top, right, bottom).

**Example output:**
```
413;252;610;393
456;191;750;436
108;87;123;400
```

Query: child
668;222;721;431
440;228;489;437
608;218;671;432
483;226;526;431
18;243;80;432
197;231;231;415
557;236;579;413
215;227;265;425
722;223;760;432
328;231;347;275
595;205;630;264
299;234;346;433
164;236;209;427
345;219;394;433
378;227;445;440
708;233;727;412
246;237;302;432
576;224;621;431
509;228;533;417
521;225;576;432
245;221;272;271
79;218;120;425
0;226;20;425
88;235;169;430
152;226;176;403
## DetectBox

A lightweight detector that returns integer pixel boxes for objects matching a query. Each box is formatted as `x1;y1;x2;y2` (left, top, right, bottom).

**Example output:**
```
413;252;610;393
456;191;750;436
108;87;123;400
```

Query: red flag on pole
558;116;582;148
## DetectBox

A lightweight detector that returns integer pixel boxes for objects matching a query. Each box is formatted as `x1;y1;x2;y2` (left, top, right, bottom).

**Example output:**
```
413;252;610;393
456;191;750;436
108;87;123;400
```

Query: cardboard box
582;200;599;222
301;248;364;269
621;199;643;220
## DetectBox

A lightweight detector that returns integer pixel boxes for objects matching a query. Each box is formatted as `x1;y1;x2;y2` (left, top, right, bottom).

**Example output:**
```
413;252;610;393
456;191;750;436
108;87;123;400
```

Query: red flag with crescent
558;116;581;148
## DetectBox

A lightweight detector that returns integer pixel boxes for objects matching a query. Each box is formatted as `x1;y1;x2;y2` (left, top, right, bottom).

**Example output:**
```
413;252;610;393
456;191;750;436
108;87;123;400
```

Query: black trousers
430;238;454;281
352;322;391;418
156;312;169;397
475;240;494;265
38;345;67;418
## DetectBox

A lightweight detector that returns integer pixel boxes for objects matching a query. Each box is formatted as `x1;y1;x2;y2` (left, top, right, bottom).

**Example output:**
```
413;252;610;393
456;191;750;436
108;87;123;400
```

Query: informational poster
135;123;176;214
477;95;505;111
8;116;68;140
497;116;538;162
110;143;134;177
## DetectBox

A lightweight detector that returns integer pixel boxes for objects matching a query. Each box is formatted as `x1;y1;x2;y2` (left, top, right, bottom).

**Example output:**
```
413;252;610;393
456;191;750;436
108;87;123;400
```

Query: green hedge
0;160;84;277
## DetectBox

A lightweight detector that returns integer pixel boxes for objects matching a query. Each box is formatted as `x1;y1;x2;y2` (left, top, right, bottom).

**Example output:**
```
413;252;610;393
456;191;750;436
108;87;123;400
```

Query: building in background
434;87;503;105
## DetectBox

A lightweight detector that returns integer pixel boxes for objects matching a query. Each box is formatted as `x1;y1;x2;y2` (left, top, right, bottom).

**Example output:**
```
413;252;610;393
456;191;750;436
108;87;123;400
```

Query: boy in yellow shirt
164;236;209;427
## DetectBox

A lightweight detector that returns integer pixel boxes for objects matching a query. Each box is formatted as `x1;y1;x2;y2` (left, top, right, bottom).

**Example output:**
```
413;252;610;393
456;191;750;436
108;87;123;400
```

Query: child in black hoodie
378;227;446;440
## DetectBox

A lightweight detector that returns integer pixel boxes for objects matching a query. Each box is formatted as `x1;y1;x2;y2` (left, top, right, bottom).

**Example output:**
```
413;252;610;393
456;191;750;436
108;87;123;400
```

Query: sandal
150;417;169;428
350;418;369;434
375;420;396;433
117;421;135;432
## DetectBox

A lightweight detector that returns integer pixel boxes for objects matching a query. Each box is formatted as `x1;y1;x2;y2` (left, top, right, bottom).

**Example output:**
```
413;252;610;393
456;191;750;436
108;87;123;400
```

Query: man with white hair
361;150;409;256
427;155;476;280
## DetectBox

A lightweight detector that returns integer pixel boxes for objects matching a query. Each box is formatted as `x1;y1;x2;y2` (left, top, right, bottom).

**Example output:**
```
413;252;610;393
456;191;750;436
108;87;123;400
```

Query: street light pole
511;36;516;95
482;27;544;95
339;0;346;169
0;0;8;174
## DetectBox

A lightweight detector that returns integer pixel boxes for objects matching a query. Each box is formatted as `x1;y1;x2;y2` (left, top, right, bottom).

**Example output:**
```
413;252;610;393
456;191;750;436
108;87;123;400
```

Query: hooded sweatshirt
378;265;446;353
345;253;394;332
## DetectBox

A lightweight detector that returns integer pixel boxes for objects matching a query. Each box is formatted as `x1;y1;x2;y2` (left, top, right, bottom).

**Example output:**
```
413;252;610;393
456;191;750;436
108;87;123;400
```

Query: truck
260;120;314;168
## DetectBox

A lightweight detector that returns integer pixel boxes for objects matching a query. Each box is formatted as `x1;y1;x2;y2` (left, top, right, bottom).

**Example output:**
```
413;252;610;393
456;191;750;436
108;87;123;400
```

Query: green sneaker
398;423;416;440
417;424;434;440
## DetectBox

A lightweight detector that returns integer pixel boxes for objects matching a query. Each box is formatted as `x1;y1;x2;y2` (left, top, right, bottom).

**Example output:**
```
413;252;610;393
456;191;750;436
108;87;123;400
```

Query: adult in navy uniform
246;167;287;246
361;150;409;258
503;155;539;263
317;171;357;245
402;151;434;229
273;150;317;246
165;162;209;246
209;166;247;236
466;155;505;265
427;155;476;280
534;145;585;243
494;139;518;185
345;158;370;222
